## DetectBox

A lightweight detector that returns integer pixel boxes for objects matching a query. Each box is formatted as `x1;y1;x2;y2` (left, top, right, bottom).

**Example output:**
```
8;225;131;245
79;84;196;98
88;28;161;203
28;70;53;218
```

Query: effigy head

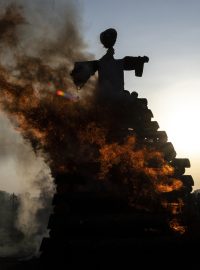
100;28;117;49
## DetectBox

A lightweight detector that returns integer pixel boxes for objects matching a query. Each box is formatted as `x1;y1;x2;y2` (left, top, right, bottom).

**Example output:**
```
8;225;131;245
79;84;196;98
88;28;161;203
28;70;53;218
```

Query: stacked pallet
39;91;194;267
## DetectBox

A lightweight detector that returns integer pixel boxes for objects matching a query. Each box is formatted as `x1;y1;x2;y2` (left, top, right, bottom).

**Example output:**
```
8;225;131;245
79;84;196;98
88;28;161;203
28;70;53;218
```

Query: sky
80;0;200;189
0;0;200;191
0;0;199;257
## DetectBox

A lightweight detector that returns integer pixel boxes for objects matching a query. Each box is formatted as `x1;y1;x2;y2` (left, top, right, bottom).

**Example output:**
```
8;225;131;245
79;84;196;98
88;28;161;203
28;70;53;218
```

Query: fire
14;113;46;145
0;4;190;236
169;218;186;234
79;125;184;215
156;178;183;193
98;135;174;186
79;122;106;146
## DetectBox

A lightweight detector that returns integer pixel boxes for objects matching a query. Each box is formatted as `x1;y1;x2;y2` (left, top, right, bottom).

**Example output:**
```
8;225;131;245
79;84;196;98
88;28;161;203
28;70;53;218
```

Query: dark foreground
1;233;200;270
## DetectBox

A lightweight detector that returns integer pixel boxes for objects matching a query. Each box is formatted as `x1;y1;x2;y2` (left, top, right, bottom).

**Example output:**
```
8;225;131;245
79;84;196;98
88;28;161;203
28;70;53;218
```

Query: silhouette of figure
71;28;149;98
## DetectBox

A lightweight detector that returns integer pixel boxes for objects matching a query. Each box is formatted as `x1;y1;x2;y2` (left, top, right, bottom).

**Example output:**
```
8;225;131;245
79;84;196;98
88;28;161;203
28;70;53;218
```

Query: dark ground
1;234;200;270
0;257;38;270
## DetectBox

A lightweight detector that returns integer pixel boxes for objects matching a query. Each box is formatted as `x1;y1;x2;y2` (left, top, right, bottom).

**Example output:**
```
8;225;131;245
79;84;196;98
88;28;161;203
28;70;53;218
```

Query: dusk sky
1;1;199;260
80;0;200;189
0;0;200;191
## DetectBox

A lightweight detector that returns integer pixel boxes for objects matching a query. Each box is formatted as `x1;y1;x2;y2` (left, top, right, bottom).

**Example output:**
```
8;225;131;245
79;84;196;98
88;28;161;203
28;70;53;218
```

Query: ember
169;218;187;234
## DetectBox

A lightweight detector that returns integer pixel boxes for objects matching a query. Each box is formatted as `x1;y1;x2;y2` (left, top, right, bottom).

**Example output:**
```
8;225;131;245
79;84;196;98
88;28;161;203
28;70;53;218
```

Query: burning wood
0;13;193;224
0;4;197;267
169;218;187;234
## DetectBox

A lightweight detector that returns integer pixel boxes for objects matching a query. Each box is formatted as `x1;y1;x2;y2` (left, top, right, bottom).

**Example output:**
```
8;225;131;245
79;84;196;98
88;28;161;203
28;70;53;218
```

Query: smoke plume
0;0;185;257
0;0;93;257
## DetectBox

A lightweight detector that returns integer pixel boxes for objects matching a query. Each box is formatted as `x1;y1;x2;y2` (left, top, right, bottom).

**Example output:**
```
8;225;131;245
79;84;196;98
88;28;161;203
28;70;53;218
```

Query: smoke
0;111;55;257
0;0;186;257
0;0;92;257
0;3;25;48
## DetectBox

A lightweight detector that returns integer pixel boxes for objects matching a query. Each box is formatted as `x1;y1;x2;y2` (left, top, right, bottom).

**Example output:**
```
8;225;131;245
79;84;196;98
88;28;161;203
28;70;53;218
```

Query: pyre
39;29;195;268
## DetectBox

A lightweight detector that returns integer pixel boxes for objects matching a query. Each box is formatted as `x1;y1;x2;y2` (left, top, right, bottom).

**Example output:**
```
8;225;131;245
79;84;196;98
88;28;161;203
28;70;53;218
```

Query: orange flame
0;4;190;236
156;179;183;193
169;218;186;234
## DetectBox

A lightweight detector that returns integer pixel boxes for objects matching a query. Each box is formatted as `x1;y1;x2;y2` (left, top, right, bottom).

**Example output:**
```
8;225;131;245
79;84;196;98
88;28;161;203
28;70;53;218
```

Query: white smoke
0;112;55;257
0;0;85;257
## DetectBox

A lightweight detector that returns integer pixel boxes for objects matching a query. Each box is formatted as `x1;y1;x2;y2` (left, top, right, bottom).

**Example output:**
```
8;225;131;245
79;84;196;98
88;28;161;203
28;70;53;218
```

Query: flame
79;122;106;146
79;125;184;214
0;4;190;235
14;113;46;145
98;135;174;186
169;218;186;234
156;179;183;193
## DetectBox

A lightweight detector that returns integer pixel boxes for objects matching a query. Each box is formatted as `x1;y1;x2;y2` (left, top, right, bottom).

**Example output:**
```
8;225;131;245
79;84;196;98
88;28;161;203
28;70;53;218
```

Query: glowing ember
169;218;187;234
156;179;183;193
